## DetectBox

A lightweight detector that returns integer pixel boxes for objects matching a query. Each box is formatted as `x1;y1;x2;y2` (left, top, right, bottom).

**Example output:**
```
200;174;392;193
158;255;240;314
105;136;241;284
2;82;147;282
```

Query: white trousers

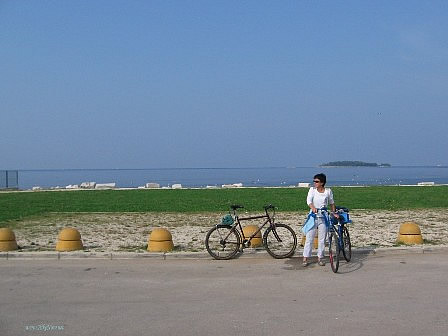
303;216;327;258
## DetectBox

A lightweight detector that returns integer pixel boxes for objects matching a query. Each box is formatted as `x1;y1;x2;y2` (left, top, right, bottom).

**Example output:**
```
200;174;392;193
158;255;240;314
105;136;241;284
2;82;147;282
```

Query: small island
320;161;391;167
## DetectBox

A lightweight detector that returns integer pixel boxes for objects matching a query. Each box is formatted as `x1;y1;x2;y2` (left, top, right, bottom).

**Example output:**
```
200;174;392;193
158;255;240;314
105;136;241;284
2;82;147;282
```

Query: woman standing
303;173;338;267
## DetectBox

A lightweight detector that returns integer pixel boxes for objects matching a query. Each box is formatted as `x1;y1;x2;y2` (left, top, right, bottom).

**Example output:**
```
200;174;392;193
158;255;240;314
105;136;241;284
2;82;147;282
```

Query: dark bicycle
205;204;297;260
328;206;352;273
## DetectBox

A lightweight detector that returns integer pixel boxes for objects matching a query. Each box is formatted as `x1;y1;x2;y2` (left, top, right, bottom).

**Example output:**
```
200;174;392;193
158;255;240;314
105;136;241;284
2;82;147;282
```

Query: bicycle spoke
263;223;297;259
205;226;241;260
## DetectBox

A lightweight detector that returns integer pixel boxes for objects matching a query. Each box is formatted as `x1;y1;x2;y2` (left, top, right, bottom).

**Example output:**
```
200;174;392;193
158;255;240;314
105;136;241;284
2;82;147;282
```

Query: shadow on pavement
334;251;372;274
282;250;373;273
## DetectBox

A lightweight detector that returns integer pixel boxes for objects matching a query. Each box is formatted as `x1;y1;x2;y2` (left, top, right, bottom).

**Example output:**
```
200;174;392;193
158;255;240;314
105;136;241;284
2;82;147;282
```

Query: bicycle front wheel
205;226;241;260
342;226;352;262
329;231;340;273
263;223;297;259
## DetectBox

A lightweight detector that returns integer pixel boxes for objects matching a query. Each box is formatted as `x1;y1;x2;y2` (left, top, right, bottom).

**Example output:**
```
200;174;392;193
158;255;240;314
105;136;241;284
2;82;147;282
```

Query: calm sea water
17;166;448;190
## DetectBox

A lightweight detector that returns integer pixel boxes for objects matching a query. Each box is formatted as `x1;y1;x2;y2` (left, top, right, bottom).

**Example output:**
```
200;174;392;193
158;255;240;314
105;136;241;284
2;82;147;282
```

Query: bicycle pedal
241;239;250;248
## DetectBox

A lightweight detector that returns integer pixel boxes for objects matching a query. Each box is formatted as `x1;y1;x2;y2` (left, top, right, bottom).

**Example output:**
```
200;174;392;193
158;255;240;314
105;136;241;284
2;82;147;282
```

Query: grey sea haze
15;166;448;190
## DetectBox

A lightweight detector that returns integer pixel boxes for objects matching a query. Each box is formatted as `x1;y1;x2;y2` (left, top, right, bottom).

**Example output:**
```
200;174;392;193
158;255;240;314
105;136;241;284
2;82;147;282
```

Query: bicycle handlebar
230;204;244;210
316;206;349;214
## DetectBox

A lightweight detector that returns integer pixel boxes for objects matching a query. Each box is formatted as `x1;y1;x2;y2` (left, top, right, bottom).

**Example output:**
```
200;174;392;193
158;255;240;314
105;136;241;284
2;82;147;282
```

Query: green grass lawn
1;186;447;226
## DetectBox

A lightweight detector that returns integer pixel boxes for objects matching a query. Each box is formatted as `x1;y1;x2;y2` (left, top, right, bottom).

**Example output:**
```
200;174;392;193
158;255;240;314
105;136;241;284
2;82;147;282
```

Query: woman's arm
307;188;317;213
329;189;339;217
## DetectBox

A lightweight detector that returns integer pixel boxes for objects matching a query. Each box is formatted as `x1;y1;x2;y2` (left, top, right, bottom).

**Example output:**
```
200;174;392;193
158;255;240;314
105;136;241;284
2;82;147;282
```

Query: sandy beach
9;209;448;253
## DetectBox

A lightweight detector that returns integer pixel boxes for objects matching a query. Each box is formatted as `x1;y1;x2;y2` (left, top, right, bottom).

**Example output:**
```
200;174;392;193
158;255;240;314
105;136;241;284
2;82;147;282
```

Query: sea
15;166;448;190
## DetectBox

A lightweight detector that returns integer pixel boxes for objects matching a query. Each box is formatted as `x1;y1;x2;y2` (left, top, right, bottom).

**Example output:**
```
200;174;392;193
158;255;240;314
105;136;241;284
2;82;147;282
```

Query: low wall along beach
6;210;448;253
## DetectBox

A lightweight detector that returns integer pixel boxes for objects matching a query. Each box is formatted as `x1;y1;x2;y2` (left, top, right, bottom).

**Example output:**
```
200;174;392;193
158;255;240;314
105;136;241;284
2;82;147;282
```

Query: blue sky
1;0;447;169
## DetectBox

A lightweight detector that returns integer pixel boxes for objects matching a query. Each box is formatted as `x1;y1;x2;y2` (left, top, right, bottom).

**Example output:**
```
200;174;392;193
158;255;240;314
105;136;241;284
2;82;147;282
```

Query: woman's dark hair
314;173;327;186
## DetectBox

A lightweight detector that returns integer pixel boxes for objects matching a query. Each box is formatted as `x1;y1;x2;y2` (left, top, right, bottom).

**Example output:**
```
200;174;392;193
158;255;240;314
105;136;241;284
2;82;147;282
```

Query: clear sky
1;0;447;169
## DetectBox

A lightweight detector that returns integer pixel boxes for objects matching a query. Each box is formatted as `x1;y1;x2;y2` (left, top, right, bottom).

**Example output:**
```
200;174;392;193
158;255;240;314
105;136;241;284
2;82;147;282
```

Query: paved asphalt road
1;251;447;336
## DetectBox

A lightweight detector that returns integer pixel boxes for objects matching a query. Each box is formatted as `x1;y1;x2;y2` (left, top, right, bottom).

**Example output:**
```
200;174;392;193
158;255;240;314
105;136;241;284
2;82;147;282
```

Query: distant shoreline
4;166;448;190
320;161;391;168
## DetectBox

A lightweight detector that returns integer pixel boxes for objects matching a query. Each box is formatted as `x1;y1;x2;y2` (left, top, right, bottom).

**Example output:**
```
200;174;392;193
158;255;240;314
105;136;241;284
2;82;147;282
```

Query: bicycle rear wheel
342;226;352;262
205;226;241;260
328;231;340;273
263;223;297;259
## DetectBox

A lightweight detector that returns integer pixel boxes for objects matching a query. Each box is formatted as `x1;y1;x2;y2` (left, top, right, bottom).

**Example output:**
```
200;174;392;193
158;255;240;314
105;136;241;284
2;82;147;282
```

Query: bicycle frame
330;207;351;249
329;221;344;250
314;207;344;249
228;207;276;247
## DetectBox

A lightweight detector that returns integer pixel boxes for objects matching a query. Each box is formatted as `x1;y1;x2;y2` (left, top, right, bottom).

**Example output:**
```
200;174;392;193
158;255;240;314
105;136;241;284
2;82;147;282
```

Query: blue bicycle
328;206;352;273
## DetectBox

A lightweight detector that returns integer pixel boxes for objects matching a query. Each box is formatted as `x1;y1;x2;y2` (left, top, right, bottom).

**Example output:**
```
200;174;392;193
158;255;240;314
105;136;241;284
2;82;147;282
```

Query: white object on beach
95;183;116;189
66;184;79;189
32;186;42;191
80;182;96;189
222;183;243;188
298;182;310;188
417;182;435;186
172;184;182;189
146;183;160;189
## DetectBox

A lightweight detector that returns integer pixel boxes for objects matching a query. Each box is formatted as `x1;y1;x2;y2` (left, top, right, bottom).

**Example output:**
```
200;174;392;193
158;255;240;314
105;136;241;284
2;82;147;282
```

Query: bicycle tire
329;231;340;273
205;226;241;260
342;226;352;262
263;223;297;259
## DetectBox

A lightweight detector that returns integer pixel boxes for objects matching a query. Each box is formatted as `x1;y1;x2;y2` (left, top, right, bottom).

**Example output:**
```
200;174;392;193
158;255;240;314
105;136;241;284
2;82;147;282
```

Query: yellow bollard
397;222;423;245
0;228;18;251
148;228;174;252
56;228;84;251
242;225;262;247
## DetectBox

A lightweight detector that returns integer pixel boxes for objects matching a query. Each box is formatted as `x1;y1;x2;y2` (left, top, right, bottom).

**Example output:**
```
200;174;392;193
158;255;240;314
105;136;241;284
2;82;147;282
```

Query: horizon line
6;164;448;171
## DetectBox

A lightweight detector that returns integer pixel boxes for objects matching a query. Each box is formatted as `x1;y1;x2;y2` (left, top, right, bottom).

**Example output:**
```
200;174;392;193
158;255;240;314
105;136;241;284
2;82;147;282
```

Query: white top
306;187;334;215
